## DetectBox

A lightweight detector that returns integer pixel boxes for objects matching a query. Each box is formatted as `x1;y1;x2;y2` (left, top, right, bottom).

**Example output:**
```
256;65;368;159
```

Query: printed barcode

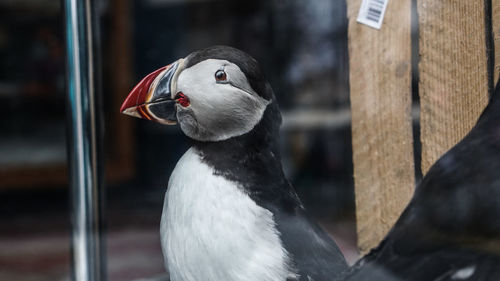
357;0;389;30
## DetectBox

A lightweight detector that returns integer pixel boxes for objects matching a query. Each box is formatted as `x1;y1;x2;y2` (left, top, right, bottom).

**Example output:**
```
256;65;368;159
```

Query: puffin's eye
215;69;227;82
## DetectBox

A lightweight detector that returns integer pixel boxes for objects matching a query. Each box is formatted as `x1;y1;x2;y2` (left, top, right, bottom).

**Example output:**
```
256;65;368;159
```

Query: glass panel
0;0;357;280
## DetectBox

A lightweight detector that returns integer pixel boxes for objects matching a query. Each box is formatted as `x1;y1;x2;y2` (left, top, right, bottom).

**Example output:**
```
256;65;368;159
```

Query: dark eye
215;69;227;82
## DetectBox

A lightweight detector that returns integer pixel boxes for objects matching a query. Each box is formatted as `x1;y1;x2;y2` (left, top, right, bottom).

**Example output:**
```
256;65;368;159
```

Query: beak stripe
138;105;152;120
121;59;184;126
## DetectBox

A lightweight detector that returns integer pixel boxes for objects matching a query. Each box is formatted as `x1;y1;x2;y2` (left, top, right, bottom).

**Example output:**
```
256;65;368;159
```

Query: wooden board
494;0;500;83
347;0;415;254
418;0;490;174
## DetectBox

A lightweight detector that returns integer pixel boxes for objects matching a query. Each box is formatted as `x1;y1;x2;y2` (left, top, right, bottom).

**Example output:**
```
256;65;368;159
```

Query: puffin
121;46;348;281
337;81;500;280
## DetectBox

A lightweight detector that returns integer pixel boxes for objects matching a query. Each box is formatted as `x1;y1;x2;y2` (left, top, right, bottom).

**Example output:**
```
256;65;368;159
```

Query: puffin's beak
120;59;183;125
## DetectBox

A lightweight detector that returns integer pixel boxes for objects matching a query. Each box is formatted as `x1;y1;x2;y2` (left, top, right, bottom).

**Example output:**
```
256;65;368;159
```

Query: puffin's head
121;46;278;142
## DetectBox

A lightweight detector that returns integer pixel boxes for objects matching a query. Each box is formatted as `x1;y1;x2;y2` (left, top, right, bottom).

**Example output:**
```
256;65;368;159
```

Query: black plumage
189;46;348;280
338;82;500;281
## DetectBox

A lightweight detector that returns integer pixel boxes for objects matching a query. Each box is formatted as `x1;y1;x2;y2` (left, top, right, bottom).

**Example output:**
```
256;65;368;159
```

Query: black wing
264;196;348;281
339;83;500;281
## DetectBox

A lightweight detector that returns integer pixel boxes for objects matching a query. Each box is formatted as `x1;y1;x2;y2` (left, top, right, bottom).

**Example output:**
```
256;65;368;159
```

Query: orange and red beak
120;59;183;125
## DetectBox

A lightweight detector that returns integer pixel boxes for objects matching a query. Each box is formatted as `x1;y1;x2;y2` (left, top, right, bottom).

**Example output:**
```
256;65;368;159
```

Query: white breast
160;148;295;281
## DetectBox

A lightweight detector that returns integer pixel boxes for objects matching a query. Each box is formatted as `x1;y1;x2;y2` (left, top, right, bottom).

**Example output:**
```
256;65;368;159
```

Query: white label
357;0;389;29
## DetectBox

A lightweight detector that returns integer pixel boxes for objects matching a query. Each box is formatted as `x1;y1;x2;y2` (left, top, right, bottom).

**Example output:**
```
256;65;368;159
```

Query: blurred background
0;0;363;280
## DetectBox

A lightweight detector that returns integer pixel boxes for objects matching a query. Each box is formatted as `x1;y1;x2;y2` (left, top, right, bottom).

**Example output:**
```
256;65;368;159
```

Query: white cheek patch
223;63;256;94
176;59;270;141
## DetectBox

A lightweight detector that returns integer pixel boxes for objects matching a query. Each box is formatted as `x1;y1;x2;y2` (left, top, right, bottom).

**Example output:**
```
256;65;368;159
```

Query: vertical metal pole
64;0;106;280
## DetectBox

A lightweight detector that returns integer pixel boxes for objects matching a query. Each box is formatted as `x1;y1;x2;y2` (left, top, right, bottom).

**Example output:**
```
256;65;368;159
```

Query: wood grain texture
347;0;415;253
418;0;490;174
494;0;500;83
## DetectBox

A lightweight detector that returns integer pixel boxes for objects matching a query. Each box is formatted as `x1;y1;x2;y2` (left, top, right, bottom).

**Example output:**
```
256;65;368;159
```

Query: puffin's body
121;46;347;281
337;83;500;280
162;147;294;281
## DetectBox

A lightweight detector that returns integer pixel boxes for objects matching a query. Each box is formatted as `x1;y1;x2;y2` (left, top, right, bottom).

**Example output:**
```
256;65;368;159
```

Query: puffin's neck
192;104;282;178
190;104;298;210
193;102;282;165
